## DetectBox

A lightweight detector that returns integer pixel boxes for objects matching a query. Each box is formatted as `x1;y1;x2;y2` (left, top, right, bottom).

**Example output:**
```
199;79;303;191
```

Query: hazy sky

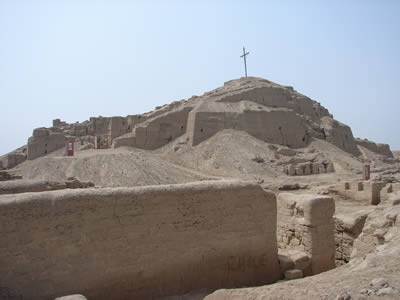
1;0;399;155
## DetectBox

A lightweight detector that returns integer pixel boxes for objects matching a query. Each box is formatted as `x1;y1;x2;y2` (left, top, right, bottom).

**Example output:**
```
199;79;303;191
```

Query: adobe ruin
0;77;399;299
0;180;339;300
1;77;393;170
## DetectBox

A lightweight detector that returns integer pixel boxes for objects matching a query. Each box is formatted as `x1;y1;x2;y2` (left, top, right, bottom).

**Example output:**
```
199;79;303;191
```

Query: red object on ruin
363;164;370;180
66;140;74;156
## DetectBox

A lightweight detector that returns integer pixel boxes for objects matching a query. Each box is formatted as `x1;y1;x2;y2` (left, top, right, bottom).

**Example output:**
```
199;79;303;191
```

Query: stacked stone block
285;161;334;176
334;212;368;266
277;193;336;275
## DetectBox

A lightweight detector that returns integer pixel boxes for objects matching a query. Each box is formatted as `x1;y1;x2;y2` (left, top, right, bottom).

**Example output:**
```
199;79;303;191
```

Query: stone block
298;195;335;222
371;182;386;205
304;164;311;175
277;193;335;275
295;166;304;176
277;148;297;156
278;253;294;273
312;163;320;174
278;183;300;191
289;237;301;246
288;250;311;272
278;209;294;217
55;295;87;300
310;252;336;274
284;269;303;280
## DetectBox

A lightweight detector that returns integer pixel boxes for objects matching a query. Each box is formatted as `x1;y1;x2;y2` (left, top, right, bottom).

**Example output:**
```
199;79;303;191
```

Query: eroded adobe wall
187;109;310;148
334;212;368;266
277;193;336;275
93;117;130;149
2;152;26;169
0;180;279;300
355;138;393;158
217;86;330;122
131;107;192;150
320;117;360;156
27;128;66;160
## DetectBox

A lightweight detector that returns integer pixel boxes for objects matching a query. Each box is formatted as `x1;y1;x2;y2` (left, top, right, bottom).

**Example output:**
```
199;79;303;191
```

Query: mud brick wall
277;193;335;275
0;180;279;300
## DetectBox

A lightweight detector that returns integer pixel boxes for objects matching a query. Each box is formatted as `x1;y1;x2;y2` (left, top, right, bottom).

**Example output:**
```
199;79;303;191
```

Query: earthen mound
1;77;395;186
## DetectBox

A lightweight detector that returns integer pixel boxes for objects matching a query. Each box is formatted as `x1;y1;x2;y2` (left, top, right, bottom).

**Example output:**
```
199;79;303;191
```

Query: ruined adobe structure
204;203;400;300
27;128;66;160
1;180;280;300
0;76;399;300
277;193;336;275
329;180;400;207
355;138;393;158
0;77;393;170
0;180;339;300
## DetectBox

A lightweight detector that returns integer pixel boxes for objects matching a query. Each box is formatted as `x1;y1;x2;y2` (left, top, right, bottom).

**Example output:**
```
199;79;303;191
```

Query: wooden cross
240;47;250;77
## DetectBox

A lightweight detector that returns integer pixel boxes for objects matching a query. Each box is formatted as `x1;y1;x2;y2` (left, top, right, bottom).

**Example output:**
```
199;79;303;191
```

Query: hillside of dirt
14;147;220;187
2;77;397;187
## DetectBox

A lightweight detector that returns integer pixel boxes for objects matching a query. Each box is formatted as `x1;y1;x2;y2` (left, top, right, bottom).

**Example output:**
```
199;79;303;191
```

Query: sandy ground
14;147;220;187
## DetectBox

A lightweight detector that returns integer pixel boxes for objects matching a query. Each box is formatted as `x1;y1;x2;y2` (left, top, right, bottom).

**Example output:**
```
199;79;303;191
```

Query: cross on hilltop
240;47;250;77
